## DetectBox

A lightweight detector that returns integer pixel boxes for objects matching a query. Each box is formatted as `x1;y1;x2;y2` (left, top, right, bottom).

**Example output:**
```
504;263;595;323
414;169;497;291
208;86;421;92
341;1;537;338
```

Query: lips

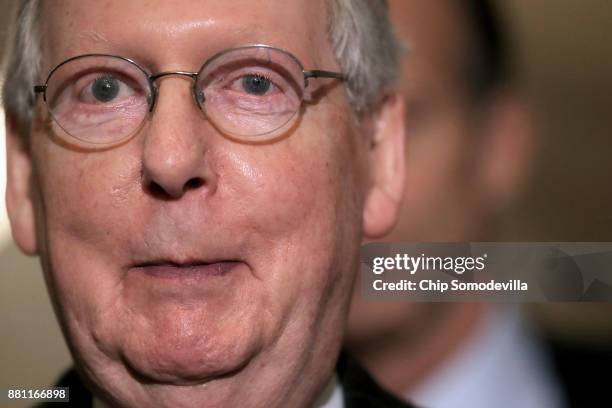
130;260;242;279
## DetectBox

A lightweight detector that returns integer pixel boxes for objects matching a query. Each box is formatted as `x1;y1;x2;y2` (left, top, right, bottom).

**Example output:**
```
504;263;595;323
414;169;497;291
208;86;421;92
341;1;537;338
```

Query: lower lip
134;262;242;280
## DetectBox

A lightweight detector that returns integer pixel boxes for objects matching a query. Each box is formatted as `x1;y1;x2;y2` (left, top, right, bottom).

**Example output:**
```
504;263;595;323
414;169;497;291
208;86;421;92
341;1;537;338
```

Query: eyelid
77;67;144;86
72;73;143;104
207;66;301;97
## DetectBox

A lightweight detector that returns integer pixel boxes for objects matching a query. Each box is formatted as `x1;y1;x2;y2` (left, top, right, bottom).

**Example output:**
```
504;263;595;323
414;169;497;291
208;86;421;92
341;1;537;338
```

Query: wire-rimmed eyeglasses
33;45;346;146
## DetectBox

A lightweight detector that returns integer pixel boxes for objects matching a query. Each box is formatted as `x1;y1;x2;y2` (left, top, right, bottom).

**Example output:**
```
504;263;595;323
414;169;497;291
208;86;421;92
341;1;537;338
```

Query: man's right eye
91;76;120;102
75;73;139;105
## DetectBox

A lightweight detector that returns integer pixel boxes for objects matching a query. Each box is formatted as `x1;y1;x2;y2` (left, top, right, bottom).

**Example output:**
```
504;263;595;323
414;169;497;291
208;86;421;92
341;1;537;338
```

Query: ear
475;92;535;211
5;115;38;255
362;92;406;239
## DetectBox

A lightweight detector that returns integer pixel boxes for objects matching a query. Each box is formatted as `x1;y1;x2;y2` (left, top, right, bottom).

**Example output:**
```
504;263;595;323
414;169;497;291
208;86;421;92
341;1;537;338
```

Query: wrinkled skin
5;1;405;407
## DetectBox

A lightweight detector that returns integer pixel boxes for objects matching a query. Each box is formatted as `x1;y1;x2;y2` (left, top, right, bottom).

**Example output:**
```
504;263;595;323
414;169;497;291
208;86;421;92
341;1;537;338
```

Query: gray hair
1;0;41;137
1;0;400;138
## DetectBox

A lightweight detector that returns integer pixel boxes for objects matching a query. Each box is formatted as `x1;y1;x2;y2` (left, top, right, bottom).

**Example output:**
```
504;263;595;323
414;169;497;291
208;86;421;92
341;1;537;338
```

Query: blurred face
348;0;488;342
391;0;487;241
9;1;391;406
346;2;531;392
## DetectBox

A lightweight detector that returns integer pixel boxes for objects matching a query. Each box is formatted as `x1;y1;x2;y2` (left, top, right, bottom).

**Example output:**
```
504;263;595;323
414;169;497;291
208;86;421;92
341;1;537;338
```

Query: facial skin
5;1;405;407
346;0;533;394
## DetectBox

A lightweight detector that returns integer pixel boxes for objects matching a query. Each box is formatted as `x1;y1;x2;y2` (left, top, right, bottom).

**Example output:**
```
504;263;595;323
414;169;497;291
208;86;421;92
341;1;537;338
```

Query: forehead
39;0;332;72
389;0;470;77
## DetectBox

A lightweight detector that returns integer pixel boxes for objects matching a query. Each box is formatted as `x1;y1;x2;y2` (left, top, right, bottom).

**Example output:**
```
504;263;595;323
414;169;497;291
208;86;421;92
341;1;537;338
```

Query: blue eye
242;74;271;95
91;76;120;102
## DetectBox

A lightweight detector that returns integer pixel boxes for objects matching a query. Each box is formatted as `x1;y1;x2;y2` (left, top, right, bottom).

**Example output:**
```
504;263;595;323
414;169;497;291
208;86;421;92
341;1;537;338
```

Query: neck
346;303;484;395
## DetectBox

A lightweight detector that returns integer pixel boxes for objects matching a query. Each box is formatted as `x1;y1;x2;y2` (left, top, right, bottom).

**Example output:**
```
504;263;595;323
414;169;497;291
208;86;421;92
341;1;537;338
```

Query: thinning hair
1;0;400;139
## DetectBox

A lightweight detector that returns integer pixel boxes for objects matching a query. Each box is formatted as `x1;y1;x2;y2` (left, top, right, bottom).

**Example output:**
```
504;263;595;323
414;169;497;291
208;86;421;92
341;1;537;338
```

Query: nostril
185;177;204;190
146;181;171;199
145;178;205;200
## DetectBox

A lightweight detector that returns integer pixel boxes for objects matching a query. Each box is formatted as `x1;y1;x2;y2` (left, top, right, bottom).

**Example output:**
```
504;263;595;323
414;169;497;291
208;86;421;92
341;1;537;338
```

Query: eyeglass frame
32;44;347;144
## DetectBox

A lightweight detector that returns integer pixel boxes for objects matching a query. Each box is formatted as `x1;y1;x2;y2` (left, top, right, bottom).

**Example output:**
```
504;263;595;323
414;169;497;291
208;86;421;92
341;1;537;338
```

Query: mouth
130;260;243;280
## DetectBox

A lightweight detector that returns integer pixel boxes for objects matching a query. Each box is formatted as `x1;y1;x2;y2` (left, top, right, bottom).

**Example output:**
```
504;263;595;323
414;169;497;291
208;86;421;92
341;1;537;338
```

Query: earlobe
5;116;38;255
362;92;406;239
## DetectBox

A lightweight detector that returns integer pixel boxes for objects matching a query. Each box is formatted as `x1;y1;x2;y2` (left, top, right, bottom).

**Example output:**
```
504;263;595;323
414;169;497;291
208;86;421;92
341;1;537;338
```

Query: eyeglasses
33;45;345;146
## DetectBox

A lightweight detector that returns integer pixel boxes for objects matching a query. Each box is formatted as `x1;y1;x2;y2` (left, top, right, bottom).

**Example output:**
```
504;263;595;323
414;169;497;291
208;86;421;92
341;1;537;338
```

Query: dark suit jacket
37;352;414;408
547;340;612;408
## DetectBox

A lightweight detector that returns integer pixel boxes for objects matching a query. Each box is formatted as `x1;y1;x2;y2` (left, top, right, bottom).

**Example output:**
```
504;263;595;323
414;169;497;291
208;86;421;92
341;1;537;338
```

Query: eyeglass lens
43;47;308;145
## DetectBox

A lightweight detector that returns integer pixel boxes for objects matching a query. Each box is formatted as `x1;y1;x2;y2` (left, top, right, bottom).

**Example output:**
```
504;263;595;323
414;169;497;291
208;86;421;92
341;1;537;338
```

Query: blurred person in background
348;1;612;406
345;0;567;407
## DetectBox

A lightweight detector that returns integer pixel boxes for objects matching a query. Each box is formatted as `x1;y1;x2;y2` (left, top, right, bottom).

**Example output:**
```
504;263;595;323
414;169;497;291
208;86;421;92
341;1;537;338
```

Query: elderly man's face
6;0;404;406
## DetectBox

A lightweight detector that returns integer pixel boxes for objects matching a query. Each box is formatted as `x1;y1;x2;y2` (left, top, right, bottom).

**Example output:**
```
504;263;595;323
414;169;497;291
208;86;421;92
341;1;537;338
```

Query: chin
68;316;268;408
86;304;265;385
121;329;260;384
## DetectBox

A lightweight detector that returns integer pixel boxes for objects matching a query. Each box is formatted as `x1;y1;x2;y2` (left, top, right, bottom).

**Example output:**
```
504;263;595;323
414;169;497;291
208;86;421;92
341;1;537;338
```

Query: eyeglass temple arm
34;85;47;94
304;70;346;81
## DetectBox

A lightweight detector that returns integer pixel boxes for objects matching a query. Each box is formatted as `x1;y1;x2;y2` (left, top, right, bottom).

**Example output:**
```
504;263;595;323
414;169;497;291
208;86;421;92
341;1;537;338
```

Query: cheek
30;139;144;316
405;107;475;191
33;144;142;250
215;114;364;302
236;153;324;234
392;114;478;239
229;116;362;248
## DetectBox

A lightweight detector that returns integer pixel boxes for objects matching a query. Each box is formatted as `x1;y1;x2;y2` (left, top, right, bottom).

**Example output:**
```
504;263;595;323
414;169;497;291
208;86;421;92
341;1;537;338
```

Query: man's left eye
241;74;273;96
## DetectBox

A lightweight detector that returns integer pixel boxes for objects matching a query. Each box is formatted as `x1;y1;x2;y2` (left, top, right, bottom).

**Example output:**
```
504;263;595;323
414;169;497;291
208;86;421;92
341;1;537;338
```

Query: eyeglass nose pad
147;84;158;113
195;90;206;109
147;94;155;112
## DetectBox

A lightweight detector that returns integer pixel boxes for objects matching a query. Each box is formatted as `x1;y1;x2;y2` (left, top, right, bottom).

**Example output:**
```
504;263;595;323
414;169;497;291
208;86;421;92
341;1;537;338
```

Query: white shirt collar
408;306;567;408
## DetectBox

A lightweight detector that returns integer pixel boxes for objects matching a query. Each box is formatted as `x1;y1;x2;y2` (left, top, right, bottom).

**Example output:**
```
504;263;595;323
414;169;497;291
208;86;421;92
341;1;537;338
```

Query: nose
141;77;213;199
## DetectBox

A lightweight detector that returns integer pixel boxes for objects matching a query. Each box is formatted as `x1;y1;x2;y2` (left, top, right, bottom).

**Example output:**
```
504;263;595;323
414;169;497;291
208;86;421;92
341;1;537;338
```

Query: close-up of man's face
3;0;405;406
5;1;612;408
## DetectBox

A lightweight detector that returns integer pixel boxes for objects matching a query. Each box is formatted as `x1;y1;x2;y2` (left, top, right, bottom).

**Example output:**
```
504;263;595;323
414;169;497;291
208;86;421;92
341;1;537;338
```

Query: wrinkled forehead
39;0;335;74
